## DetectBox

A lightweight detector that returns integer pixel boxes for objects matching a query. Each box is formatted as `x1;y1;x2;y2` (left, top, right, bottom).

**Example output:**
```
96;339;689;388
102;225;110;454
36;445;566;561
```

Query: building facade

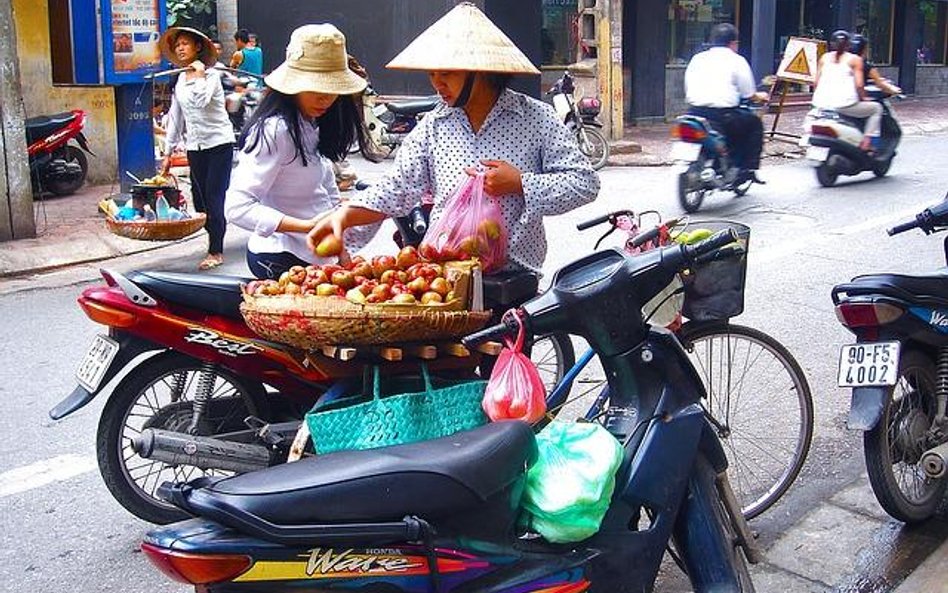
574;0;948;135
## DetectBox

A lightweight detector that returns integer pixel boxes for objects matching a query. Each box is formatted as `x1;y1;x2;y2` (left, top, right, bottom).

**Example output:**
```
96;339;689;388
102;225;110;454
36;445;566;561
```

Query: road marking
0;454;97;498
753;199;936;265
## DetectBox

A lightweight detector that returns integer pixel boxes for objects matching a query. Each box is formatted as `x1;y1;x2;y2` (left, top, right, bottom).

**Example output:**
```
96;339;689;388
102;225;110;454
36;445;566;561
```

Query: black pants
187;143;233;254
247;250;310;280
688;106;763;170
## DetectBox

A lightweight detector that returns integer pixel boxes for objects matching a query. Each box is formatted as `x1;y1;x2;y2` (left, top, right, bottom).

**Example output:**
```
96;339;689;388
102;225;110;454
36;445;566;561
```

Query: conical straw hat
386;2;540;75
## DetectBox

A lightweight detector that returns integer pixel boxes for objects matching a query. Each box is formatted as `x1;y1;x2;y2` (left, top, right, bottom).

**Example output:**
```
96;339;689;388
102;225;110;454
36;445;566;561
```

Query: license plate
798;134;811;147
837;342;900;387
670;142;702;162
806;146;830;162
76;335;119;392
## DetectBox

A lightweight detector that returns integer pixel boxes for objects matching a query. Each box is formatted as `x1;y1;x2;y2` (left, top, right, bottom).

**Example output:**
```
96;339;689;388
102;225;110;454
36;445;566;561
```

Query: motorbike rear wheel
815;163;838;187
678;168;706;213
96;352;268;524
578;127;609;170
872;155;893;177
864;350;947;523
44;145;88;196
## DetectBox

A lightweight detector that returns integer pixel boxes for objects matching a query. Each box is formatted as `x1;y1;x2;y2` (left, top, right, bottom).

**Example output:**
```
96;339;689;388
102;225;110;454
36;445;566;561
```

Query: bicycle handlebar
576;210;635;231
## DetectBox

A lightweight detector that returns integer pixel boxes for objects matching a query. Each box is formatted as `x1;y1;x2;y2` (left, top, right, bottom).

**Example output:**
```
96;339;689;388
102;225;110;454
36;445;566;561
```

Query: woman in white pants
812;30;882;152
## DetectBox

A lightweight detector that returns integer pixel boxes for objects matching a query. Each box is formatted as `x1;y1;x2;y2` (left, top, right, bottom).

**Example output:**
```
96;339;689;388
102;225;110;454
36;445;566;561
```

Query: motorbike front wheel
577;127;609;170
96;352;268;524
815;163;838;187
864;350;947;523
44;145;88;196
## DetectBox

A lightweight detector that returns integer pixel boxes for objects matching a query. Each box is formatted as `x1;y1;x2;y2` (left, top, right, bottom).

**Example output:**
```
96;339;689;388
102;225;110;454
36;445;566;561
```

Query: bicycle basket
680;220;750;321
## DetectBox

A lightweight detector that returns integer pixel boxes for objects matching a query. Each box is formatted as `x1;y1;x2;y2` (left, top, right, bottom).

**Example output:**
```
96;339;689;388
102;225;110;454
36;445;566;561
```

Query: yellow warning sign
776;37;826;84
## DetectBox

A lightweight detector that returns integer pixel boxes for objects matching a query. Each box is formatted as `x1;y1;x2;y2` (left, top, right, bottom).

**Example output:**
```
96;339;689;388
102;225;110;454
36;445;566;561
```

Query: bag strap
504;310;526;352
372;366;382;401
420;363;434;393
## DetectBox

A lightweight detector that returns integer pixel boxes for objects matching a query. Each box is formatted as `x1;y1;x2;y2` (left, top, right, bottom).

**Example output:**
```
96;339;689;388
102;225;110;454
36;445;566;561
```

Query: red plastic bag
483;314;547;423
419;173;508;273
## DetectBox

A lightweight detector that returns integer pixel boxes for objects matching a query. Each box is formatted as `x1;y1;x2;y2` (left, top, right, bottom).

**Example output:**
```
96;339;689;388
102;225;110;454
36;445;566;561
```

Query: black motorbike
140;230;759;592
803;84;903;187
831;195;948;522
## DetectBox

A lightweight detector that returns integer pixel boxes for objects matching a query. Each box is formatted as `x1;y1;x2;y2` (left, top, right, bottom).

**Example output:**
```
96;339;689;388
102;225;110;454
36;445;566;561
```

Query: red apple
396;245;420;269
380;269;399;285
351;262;373;279
331;270;356;290
392;293;417;304
418;243;438;261
371;283;393;301
430;277;451;297
407;277;429;295
420;291;443;304
371;255;397;278
316;234;343;257
321;264;342;278
284;283;301;295
315;283;337;296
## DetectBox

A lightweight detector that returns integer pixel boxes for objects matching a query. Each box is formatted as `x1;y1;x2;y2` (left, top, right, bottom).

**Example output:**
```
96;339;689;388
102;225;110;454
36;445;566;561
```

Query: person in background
684;23;768;184
851;34;902;96
160;27;235;270
231;29;263;77
225;24;378;280
307;3;599;275
812;30;882;153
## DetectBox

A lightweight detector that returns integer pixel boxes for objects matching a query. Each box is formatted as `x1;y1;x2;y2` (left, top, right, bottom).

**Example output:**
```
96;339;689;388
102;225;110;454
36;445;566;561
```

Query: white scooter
801;84;902;187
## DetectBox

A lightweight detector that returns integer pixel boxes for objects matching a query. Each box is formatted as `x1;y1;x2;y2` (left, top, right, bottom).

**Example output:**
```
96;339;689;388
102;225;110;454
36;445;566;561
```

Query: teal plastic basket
306;365;488;454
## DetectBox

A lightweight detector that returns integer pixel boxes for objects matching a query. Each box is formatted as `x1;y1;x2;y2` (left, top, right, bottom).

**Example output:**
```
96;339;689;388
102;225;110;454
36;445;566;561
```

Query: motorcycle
140;229;759;592
802;84;902;187
223;76;263;136
49;248;573;524
26;108;94;197
670;104;762;213
831;195;948;523
547;71;610;171
359;82;439;158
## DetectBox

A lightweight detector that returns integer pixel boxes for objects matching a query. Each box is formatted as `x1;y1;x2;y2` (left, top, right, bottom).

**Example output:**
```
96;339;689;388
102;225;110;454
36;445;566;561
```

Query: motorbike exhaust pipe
921;442;948;479
131;428;272;474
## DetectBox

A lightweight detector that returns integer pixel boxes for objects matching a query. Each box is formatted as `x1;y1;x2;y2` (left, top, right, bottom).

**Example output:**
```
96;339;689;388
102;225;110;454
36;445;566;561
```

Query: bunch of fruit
671;227;713;245
243;246;459;306
139;174;173;187
419;219;504;264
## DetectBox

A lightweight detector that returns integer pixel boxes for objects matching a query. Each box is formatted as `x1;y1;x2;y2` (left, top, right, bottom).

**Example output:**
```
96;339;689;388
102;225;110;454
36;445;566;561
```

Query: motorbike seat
483;270;539;307
385;96;440;116
170;422;537;542
128;271;249;319
840;270;948;307
25;112;78;144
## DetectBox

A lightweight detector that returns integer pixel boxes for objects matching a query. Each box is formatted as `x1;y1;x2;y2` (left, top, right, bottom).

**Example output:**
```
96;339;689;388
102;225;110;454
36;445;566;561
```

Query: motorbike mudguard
846;386;888;431
49;331;161;420
75;132;96;156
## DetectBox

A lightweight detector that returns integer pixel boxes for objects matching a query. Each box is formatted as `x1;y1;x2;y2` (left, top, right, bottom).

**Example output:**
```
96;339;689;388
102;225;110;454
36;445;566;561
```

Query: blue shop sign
100;0;168;84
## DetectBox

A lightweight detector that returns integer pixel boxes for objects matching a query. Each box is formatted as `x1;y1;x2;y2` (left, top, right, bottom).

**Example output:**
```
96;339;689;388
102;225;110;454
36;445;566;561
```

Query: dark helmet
850;34;867;56
831;29;851;50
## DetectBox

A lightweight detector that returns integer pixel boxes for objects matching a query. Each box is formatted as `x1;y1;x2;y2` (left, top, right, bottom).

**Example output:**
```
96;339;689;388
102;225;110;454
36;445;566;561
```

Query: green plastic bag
521;422;624;543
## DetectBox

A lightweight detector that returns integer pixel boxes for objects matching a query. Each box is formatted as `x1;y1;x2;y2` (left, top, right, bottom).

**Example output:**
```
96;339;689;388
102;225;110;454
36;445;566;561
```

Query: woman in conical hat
308;2;599;276
225;24;380;280
159;26;234;270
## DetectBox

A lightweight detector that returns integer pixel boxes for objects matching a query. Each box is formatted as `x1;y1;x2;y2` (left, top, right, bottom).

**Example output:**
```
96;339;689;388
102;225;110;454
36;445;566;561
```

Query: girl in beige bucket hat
308;2;599;278
226;24;379;280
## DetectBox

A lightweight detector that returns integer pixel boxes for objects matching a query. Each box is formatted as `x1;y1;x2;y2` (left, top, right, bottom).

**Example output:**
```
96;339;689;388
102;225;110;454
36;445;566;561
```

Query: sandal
198;254;223;270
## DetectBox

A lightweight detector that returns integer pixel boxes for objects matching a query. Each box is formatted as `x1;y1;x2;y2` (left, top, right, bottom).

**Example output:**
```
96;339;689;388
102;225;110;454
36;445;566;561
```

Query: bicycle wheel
678;321;813;519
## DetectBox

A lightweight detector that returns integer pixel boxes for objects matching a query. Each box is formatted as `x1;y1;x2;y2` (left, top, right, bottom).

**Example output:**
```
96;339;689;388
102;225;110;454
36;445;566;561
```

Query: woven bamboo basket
240;293;492;349
106;213;206;242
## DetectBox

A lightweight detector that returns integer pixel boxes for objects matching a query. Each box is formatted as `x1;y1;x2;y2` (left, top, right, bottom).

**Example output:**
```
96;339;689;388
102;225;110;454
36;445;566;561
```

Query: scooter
670;104;761;213
360;82;439;158
831;194;948;523
802;84;902;187
50;262;571;525
547;71;609;170
223;76;263;135
141;230;759;592
26;108;95;197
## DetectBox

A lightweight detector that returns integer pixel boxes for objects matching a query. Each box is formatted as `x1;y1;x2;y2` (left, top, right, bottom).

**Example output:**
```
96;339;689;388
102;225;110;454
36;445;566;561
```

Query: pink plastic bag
419;173;508;273
483;314;547;423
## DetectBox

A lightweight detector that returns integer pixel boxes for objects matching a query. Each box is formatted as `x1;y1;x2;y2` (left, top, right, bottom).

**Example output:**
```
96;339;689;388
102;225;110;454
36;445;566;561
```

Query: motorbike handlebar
461;313;521;348
684;229;740;262
887;218;920;236
576;210;635;231
888;198;948;236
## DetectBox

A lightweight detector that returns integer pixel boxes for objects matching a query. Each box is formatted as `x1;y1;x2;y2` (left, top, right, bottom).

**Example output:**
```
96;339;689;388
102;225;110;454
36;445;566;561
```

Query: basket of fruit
105;213;206;242
130;174;185;210
240;248;492;349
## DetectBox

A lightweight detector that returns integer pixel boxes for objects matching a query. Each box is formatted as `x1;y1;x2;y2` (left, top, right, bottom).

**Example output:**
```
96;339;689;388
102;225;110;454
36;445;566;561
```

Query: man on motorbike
684;23;768;185
306;2;599;275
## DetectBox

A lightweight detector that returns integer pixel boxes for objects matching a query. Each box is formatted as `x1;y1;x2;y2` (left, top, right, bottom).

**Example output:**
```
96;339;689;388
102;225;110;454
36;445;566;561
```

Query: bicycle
530;210;814;520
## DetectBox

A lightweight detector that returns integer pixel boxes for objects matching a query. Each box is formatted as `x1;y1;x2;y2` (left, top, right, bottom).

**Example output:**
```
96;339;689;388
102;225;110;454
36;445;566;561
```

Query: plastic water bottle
155;191;171;220
143;205;157;222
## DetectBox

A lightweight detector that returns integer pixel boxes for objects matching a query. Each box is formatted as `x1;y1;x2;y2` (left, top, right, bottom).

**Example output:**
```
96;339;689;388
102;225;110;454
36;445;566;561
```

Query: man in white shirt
685;23;768;183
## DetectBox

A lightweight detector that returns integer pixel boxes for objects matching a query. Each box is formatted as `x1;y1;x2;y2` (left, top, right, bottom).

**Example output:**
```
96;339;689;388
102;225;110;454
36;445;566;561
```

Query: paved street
2;132;948;592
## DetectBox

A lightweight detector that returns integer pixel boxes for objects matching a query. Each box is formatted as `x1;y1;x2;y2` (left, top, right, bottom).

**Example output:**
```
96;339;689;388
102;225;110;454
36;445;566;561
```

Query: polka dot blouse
352;89;601;272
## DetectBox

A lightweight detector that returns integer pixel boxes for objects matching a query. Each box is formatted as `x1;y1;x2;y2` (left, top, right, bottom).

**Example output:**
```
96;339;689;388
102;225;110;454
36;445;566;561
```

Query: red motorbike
27;108;94;196
50;266;568;524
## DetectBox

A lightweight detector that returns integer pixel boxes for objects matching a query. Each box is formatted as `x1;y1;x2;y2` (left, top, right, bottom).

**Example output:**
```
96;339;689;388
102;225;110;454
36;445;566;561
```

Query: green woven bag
306;365;488;454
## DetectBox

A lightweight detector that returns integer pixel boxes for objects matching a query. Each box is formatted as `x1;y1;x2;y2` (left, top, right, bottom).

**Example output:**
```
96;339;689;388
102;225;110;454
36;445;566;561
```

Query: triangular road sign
785;48;810;76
